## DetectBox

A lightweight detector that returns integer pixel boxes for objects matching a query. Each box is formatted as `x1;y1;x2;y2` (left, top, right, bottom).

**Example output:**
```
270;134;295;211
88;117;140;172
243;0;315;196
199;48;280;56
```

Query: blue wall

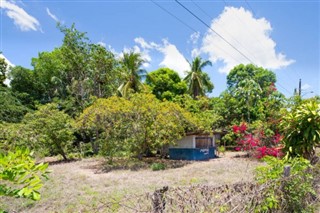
169;147;215;161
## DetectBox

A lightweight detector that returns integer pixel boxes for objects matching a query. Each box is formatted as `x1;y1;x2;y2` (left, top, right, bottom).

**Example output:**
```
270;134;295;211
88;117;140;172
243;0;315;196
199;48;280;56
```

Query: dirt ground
1;152;263;213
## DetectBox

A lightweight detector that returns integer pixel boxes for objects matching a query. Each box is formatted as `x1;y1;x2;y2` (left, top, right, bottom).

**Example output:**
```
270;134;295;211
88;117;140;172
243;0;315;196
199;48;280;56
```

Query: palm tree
184;56;214;99
118;51;146;97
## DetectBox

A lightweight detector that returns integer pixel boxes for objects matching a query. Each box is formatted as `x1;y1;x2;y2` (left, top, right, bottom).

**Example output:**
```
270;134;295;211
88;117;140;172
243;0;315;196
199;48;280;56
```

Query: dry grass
1;152;263;213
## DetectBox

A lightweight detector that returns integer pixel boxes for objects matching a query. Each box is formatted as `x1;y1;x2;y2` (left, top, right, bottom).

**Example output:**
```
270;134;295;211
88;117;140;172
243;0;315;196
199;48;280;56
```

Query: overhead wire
242;0;301;94
150;0;245;65
175;0;255;64
190;0;261;63
150;0;198;33
176;0;293;95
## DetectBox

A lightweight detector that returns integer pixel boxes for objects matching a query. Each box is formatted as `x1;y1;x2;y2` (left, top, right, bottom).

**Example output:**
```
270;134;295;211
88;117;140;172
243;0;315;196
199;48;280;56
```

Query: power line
177;0;293;95
151;0;244;64
175;0;255;64
150;0;198;33
242;0;301;93
190;0;261;64
243;0;302;79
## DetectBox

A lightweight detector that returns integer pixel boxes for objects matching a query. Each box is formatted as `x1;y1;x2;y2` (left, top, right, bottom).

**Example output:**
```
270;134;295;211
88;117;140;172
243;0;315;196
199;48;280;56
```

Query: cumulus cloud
46;8;59;22
200;7;294;74
134;37;190;77
1;0;41;31
157;40;190;77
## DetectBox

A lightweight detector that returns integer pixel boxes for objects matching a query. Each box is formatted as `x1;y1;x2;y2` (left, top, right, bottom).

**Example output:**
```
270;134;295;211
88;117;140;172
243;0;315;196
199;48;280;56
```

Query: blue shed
169;134;216;161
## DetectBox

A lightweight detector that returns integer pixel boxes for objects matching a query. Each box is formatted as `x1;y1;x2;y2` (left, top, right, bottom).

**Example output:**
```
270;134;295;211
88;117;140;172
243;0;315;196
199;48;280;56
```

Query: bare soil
1;152;263;213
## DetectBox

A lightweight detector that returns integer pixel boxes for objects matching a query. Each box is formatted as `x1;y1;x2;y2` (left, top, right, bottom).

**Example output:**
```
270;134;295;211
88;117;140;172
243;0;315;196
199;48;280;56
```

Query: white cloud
97;41;106;48
157;39;190;77
189;32;200;44
1;0;41;31
200;7;294;74
301;83;311;90
46;8;59;22
134;37;190;77
0;53;15;86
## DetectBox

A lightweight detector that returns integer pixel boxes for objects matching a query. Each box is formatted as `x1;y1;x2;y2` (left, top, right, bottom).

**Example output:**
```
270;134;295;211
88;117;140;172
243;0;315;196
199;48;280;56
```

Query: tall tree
146;68;187;100
223;64;284;124
118;51;146;97
184;57;214;99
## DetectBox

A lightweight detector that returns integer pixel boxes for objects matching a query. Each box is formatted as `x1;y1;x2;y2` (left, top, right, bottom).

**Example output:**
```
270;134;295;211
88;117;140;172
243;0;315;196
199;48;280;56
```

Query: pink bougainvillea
233;123;283;159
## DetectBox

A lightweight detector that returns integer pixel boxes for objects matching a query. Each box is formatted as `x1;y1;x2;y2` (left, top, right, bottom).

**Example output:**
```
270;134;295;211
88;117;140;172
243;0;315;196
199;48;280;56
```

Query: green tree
22;104;75;160
76;94;198;160
184;57;214;99
146;68;187;100
9;66;40;108
27;24;119;116
31;48;66;103
118;51;146;97
0;87;29;123
224;64;284;124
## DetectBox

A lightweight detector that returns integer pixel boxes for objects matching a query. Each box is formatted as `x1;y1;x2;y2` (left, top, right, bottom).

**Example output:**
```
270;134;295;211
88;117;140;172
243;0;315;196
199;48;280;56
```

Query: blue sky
1;0;319;98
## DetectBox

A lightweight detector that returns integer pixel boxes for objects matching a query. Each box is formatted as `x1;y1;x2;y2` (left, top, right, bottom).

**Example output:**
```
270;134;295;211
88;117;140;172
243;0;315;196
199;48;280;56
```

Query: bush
280;99;320;160
150;163;166;171
255;156;315;212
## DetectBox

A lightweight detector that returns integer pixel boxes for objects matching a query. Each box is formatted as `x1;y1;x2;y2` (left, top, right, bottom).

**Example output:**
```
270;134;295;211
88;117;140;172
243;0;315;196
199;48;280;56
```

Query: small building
169;133;216;161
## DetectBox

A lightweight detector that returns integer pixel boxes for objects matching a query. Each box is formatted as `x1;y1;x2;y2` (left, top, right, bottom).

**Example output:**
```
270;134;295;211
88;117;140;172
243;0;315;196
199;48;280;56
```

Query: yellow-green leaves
0;149;49;202
280;99;320;159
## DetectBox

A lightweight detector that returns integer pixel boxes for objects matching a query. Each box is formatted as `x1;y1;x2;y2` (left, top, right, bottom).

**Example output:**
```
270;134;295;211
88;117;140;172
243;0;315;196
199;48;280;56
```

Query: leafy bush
280;99;320;160
0;149;48;204
150;163;166;171
255;156;315;212
22;103;75;160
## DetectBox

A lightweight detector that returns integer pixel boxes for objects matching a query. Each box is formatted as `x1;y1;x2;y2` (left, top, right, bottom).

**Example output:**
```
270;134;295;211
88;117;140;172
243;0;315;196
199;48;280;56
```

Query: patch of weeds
100;157;191;173
102;158;149;172
150;162;166;171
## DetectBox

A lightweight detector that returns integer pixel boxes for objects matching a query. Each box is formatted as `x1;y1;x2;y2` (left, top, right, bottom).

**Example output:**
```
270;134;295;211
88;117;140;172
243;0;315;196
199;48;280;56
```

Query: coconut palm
118;51;146;97
184;56;214;99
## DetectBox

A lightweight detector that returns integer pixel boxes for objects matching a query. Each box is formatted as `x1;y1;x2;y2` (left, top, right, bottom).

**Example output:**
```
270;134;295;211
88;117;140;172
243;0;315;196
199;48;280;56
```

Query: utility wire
243;0;302;79
151;0;244;64
175;0;255;64
150;0;198;33
243;0;301;93
190;0;260;63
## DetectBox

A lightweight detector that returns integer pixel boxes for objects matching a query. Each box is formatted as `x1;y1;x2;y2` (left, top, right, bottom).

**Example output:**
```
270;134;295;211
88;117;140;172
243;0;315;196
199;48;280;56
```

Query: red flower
239;123;247;132
233;125;240;133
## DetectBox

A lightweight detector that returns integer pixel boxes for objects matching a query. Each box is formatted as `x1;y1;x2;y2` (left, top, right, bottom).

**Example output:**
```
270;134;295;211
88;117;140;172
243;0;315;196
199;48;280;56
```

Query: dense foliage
76;94;206;160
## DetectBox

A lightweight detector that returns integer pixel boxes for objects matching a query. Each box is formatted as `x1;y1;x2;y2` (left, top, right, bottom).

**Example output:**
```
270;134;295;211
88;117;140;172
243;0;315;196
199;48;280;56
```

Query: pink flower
233;125;240;133
239;123;247;132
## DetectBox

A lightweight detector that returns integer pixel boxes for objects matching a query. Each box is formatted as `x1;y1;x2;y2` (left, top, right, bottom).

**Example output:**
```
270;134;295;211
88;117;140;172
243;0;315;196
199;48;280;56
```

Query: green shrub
280;100;320;160
255;156;315;212
150;163;166;171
